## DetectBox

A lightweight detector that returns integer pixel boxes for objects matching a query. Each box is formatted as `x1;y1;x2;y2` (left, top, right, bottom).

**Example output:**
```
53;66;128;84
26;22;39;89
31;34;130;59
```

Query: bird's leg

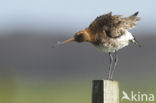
108;52;113;80
110;51;118;80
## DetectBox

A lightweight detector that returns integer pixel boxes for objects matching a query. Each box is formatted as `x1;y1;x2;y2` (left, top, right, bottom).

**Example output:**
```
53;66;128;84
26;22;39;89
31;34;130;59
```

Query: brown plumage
61;12;140;45
60;12;141;80
89;11;140;38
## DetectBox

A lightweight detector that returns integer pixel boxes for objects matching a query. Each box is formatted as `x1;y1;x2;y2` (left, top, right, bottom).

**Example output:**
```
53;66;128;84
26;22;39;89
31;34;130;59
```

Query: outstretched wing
88;12;141;38
88;12;112;34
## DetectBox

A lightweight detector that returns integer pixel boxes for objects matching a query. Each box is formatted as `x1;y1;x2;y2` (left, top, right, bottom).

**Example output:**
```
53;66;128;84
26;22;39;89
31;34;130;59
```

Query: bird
59;12;141;80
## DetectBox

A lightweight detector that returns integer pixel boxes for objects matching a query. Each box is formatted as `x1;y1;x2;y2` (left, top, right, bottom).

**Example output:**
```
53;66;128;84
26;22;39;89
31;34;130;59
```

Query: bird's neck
85;28;106;43
84;28;98;43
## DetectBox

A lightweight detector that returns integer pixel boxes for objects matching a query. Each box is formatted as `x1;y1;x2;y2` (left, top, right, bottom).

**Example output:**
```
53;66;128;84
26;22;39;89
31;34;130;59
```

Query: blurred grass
0;79;91;103
0;79;155;103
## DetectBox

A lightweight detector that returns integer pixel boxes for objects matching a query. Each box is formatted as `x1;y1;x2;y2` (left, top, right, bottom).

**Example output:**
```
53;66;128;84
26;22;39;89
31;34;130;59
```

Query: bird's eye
74;33;84;42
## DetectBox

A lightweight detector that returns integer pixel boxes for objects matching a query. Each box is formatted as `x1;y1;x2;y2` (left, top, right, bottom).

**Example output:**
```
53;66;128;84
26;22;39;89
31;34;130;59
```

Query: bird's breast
93;31;134;53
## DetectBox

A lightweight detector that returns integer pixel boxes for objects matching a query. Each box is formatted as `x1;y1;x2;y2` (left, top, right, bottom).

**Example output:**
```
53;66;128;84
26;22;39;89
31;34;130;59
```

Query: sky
0;0;155;33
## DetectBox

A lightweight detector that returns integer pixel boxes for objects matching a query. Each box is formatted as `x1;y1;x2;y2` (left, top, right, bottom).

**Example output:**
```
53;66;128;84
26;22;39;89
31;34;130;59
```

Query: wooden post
92;80;119;103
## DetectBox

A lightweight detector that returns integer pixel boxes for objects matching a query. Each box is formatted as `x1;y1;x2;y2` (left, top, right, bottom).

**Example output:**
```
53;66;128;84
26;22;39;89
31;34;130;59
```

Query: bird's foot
107;77;113;81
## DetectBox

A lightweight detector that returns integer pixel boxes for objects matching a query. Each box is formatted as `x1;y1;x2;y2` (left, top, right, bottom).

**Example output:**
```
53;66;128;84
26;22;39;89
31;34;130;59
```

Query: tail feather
130;38;141;47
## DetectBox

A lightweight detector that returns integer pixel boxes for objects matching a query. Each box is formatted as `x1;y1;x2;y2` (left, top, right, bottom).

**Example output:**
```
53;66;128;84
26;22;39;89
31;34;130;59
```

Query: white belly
95;31;134;53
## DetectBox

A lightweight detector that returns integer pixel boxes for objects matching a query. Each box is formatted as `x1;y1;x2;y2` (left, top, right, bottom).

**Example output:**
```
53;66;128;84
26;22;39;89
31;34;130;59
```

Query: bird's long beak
61;37;75;45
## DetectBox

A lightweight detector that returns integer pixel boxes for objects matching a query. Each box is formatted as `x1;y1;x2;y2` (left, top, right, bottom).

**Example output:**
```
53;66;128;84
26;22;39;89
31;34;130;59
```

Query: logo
121;90;155;102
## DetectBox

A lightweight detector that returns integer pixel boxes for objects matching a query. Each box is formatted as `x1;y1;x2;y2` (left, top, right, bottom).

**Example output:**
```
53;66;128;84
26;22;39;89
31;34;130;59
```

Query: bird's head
61;29;91;45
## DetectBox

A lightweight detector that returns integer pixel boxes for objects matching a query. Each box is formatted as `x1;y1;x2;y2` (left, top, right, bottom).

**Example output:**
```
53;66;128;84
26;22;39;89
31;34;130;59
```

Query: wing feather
88;12;141;38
